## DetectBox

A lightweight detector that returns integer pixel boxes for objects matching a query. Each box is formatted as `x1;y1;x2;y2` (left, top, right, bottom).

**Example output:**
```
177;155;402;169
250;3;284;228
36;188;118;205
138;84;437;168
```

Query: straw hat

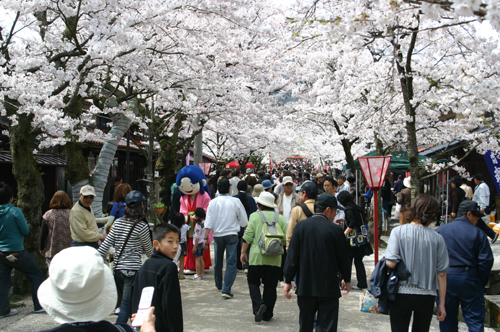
256;192;277;208
38;247;117;324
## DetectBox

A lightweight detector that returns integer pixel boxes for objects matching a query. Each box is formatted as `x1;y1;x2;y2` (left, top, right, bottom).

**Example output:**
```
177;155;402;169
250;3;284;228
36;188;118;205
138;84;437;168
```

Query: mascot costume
176;165;212;272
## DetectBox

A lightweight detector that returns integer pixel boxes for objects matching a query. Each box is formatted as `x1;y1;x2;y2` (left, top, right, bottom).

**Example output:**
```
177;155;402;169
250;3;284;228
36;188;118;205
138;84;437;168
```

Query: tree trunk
157;112;185;216
67;98;134;216
393;27;421;201
9;112;45;294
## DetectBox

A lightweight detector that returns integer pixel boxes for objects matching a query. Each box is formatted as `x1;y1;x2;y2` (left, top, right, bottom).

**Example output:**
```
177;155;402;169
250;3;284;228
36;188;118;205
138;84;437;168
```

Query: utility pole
193;115;203;166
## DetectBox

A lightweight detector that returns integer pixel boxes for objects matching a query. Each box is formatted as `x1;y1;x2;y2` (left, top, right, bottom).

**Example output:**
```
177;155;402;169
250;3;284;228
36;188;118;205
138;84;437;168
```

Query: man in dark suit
283;194;351;332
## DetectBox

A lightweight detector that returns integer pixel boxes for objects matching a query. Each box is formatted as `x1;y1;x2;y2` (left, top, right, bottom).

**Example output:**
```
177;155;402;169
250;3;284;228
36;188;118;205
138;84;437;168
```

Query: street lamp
357;155;392;265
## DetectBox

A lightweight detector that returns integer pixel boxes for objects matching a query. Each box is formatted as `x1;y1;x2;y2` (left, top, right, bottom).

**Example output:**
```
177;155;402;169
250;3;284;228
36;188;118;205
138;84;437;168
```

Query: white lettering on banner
491;153;498;165
495;166;500;184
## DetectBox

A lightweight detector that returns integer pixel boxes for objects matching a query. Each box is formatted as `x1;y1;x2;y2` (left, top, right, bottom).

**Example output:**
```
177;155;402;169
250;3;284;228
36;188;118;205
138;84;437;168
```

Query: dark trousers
297;296;339;332
476;218;496;240
279;248;287;282
438;273;485;332
0;250;43;315
236;237;249;270
349;255;367;288
389;294;435;332
247;265;280;320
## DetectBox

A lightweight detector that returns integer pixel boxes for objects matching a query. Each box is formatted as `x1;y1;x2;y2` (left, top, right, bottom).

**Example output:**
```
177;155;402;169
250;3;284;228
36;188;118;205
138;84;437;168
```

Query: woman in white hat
38;246;156;332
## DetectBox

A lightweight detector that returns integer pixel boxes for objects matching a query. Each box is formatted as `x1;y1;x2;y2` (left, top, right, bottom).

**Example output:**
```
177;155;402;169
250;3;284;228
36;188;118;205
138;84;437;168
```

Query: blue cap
125;190;144;208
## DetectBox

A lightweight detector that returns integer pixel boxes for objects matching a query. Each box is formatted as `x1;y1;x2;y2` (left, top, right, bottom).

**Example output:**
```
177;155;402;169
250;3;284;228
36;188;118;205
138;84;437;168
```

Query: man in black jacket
131;223;183;332
283;194;351;332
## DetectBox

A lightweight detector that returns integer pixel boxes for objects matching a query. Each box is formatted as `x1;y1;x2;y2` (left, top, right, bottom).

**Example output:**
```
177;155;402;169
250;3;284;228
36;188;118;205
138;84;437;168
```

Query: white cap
80;185;96;196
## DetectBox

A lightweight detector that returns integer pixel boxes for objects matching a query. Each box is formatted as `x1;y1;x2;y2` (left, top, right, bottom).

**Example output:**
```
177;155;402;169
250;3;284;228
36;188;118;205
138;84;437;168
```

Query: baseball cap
316;173;323;178
457;200;485;217
282;176;293;185
80;185;96;196
125;190;145;208
316;194;343;210
246;169;253;174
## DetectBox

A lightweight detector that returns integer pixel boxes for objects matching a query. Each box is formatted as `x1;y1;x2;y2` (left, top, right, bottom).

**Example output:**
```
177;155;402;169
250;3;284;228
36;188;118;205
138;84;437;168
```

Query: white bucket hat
38;247;117;324
256;192;277;208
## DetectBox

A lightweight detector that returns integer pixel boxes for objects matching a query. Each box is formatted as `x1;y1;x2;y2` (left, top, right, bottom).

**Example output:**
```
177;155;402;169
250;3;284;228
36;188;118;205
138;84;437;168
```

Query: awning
344;150;430;172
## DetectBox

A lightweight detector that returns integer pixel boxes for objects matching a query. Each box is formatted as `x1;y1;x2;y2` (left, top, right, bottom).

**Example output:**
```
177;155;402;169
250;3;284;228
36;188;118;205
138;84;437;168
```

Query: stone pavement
1;233;496;332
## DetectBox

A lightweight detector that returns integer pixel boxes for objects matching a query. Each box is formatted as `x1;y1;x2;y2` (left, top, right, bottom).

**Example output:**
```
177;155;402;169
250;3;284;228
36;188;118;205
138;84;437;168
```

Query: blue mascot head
176;165;210;197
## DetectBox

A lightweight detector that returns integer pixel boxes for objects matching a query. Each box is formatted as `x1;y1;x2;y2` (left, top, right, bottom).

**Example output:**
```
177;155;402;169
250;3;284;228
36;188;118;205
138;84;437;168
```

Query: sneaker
492;233;498;244
114;308;120;315
192;274;202;280
34;308;46;314
200;274;206;279
244;269;248;276
221;293;234;299
0;309;18;319
254;304;267;322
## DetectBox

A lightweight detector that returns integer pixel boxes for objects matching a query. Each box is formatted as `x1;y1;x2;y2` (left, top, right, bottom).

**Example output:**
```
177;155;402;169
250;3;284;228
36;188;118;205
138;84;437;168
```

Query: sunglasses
83;195;95;199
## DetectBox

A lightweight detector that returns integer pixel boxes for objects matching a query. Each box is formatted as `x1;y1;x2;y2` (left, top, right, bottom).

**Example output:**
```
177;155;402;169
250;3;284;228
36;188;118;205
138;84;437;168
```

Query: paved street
1;224;498;332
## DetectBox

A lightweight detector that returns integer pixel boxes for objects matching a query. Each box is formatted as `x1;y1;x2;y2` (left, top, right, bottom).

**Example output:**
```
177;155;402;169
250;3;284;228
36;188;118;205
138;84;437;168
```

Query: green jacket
243;210;287;267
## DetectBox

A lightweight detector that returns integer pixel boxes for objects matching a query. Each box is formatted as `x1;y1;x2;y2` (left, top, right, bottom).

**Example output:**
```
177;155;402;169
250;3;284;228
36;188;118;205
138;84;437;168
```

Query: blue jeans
0;250;43;315
438;272;485;332
114;270;136;324
72;240;99;249
214;235;239;294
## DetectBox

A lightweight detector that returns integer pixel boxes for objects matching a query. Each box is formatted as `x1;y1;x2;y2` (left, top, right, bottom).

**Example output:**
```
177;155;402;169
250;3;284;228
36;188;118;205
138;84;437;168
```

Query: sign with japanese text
484;150;500;195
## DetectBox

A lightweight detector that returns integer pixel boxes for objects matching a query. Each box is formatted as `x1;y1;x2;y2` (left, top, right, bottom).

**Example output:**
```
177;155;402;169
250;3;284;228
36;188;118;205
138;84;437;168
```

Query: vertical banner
186;152;190;166
269;152;272;171
483;150;500;194
198;162;212;175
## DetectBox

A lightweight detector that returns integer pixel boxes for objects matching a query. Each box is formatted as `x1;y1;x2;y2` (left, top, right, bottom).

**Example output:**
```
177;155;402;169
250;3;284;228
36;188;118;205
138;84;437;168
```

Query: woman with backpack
240;192;287;322
98;191;153;324
337;191;372;290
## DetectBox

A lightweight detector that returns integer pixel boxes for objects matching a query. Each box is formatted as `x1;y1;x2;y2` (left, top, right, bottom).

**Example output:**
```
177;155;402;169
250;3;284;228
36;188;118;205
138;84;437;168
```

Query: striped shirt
98;218;153;271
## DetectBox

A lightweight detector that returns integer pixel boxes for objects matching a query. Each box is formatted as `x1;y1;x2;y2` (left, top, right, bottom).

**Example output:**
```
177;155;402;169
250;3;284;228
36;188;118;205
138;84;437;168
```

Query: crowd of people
0;164;497;332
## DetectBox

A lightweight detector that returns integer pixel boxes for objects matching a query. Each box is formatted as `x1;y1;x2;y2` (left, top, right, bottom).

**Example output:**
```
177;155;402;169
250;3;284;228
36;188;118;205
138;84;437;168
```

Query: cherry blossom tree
280;0;500;197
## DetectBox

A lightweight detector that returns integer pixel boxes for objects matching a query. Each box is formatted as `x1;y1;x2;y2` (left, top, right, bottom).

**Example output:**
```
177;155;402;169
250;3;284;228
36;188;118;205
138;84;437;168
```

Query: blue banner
483;150;500;195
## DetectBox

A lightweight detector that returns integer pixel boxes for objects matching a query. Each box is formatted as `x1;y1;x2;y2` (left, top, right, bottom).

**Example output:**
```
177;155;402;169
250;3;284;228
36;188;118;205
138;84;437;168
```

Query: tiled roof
0;151;66;166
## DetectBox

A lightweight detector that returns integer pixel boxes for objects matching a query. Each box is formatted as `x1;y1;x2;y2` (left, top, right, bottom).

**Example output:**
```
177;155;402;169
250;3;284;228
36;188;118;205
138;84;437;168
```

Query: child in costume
176;165;212;272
